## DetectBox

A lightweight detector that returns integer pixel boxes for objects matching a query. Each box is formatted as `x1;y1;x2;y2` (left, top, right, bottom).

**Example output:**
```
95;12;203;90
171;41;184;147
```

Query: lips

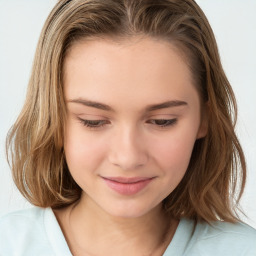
102;176;155;195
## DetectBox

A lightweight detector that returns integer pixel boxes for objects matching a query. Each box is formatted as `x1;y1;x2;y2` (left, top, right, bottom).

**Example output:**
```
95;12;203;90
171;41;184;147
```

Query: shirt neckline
44;207;72;255
163;218;194;255
44;207;192;256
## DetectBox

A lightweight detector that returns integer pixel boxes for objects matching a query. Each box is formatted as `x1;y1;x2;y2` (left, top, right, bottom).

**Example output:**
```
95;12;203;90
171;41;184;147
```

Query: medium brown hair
6;0;246;223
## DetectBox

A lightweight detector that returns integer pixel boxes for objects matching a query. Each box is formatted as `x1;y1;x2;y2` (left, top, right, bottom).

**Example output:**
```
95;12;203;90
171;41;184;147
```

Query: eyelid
75;113;108;119
147;113;178;118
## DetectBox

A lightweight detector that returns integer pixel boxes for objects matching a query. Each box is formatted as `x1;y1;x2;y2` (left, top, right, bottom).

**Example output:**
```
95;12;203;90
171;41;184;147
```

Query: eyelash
78;118;177;129
78;118;109;128
146;118;177;128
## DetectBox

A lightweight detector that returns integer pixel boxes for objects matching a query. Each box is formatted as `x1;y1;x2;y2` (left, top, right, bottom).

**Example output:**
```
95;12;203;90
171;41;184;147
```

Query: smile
102;176;155;195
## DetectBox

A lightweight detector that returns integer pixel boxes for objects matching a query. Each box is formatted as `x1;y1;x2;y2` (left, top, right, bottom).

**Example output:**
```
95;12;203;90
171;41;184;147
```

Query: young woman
1;0;256;255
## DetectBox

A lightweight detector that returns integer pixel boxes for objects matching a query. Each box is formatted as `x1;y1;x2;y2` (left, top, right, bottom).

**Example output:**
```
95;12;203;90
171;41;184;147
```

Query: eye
78;118;110;128
147;118;177;128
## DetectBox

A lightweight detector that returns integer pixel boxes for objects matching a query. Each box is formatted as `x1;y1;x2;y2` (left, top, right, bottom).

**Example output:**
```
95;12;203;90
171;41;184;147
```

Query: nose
108;125;149;171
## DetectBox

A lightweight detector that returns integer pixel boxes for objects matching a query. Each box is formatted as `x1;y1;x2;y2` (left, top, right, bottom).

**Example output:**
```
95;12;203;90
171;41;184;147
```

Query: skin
55;36;207;256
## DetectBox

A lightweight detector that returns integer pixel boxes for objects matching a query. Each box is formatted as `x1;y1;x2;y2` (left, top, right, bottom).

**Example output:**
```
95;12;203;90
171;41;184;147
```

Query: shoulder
0;207;54;255
196;219;256;240
0;207;47;235
190;220;256;255
0;206;45;221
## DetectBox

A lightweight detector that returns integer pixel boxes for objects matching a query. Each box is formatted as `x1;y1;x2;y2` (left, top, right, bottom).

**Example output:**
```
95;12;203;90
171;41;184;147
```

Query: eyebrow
67;98;188;112
68;98;114;111
145;100;188;111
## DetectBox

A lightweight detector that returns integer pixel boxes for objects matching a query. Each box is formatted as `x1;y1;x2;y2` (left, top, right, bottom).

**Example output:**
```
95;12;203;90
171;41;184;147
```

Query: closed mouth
102;176;155;183
101;176;156;195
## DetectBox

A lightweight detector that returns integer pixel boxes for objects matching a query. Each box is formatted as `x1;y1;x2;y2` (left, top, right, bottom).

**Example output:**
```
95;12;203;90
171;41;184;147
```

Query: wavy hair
6;0;246;223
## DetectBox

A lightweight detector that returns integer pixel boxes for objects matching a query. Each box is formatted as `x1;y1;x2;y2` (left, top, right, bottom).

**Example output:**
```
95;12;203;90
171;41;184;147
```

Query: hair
6;0;246;223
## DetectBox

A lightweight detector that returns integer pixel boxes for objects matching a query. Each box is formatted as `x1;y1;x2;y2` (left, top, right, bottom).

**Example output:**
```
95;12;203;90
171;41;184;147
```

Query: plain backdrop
0;0;255;228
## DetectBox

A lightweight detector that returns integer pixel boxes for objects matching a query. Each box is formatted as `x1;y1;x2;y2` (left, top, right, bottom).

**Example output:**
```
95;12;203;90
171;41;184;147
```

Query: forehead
64;36;190;79
63;37;199;109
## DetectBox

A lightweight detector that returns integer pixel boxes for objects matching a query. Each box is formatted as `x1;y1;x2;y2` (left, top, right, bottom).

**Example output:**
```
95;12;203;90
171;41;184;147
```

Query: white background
0;0;255;228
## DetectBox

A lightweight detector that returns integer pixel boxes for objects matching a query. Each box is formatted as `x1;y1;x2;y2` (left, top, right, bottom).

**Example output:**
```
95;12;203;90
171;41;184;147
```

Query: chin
102;201;162;219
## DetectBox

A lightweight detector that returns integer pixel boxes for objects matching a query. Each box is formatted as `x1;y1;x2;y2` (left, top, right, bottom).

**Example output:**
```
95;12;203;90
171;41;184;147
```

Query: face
64;37;207;218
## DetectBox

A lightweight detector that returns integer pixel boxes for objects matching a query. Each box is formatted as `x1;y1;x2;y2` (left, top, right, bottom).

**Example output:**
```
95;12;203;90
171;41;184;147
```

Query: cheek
64;124;106;177
151;136;195;195
150;127;198;177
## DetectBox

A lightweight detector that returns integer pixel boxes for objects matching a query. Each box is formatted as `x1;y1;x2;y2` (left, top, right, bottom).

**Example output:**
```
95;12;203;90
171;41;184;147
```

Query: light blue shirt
0;207;255;255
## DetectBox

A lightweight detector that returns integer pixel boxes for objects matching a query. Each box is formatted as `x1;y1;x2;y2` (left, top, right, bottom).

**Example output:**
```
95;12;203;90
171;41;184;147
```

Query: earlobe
197;119;208;139
196;102;209;139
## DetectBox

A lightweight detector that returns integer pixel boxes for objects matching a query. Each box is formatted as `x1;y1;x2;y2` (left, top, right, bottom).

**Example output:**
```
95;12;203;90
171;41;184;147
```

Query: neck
55;194;178;256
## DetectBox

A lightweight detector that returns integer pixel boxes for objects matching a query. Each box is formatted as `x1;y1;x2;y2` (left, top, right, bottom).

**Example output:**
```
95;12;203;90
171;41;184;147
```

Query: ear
196;102;209;139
